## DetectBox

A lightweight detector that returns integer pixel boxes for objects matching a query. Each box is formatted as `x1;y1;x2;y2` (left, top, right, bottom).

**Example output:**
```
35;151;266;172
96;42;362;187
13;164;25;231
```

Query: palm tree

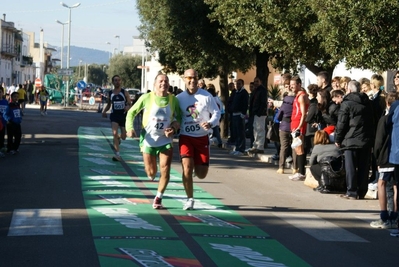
268;84;281;100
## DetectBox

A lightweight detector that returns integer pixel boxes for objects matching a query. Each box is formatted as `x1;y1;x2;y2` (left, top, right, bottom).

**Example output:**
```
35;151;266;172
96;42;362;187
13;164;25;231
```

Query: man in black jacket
230;79;249;155
335;80;374;199
226;82;236;145
248;77;268;153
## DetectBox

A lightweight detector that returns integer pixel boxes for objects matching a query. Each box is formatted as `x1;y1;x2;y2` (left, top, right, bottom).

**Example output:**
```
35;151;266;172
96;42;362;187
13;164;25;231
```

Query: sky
2;0;141;53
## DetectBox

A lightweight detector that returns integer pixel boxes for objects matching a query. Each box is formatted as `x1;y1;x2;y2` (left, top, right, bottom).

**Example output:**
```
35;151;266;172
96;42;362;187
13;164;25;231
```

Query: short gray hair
348;80;360;93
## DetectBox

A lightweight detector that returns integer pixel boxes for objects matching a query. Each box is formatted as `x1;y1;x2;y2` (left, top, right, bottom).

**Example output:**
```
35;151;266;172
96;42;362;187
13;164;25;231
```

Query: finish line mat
78;127;310;267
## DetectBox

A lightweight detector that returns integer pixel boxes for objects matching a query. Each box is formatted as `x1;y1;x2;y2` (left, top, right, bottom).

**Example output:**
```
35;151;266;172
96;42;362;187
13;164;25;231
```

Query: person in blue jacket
3;92;22;154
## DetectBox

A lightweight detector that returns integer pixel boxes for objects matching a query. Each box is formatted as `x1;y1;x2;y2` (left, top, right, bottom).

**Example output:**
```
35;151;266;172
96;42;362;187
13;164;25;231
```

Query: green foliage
268;84;282;101
107;55;142;88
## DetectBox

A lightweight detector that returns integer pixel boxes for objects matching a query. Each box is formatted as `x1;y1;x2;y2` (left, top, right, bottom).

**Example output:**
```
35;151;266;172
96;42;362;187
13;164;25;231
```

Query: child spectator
3;92;22;154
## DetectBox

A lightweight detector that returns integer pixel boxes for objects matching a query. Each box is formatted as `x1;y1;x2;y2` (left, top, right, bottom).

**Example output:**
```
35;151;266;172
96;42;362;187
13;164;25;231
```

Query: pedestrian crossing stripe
78;127;311;266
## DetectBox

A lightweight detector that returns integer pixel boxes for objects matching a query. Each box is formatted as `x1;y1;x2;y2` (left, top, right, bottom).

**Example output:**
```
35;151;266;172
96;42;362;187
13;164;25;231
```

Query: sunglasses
185;76;198;81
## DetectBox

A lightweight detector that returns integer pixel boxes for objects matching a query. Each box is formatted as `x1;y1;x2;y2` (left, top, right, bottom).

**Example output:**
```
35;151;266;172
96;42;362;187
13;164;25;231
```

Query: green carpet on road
78;127;310;267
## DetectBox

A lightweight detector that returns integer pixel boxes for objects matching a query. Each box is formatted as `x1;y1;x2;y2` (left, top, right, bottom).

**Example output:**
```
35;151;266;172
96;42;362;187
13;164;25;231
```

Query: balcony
21;55;34;67
1;44;18;58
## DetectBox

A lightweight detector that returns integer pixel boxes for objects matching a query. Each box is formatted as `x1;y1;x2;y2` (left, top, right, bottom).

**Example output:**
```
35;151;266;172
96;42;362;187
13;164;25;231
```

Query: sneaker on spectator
183;198;195;210
229;150;236;155
9;150;16;155
276;168;284;174
291;173;305;181
152;197;163;209
368;183;378;191
390;229;399;237
286;156;293;163
370;219;392;229
233;151;244;156
291;168;299;174
272;154;279;160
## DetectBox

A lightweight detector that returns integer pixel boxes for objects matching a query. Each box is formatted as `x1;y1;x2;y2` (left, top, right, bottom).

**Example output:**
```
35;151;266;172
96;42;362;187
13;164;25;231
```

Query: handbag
266;122;279;142
319;155;346;193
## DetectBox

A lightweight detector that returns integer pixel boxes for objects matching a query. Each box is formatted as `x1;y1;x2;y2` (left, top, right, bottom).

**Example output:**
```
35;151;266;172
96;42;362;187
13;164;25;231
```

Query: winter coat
277;95;295;132
374;115;394;168
334;92;374;150
250;84;268;117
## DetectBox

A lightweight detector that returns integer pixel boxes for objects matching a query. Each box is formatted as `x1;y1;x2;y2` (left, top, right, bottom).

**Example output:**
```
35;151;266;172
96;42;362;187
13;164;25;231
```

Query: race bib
40;95;47;101
183;122;201;133
113;100;125;110
13;109;21;118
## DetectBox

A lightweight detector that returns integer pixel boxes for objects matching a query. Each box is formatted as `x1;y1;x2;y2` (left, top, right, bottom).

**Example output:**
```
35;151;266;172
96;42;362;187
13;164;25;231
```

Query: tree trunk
255;50;270;87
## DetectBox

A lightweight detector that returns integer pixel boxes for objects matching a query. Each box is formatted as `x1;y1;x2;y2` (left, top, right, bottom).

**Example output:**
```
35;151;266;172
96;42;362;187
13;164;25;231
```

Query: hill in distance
53;46;111;67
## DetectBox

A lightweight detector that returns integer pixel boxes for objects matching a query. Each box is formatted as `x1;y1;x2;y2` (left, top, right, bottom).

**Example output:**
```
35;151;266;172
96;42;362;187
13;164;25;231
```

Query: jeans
232;115;246;152
278;131;292;169
228;113;236;143
344;146;371;198
211;125;222;145
253;115;266;150
247;115;254;148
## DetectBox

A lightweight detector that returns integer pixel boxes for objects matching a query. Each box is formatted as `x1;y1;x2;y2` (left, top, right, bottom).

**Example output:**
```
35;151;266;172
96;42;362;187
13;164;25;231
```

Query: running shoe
368;183;378;191
183;199;195;210
291;173;305;181
390;229;399;237
370;219;392;229
152;197;163;209
112;155;121;161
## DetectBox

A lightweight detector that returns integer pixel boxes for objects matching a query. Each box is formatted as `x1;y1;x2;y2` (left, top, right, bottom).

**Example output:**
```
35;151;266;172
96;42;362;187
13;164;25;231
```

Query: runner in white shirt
176;69;221;210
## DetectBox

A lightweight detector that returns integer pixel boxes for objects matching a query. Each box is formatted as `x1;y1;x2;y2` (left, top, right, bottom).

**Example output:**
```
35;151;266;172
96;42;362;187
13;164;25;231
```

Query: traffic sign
57;68;73;76
77;80;87;90
34;78;42;87
89;96;95;105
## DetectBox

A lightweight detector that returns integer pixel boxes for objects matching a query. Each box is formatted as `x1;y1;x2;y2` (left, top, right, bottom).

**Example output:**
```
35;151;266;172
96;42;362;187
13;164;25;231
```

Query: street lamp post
105;42;112;59
60;2;80;107
114;35;120;54
55;20;68;69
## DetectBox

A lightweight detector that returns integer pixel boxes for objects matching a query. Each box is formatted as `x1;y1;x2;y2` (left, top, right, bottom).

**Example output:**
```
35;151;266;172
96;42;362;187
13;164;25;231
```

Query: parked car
125;88;141;100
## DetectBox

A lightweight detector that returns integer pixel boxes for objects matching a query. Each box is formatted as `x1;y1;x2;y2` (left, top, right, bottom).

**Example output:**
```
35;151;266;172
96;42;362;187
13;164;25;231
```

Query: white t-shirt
177;88;221;137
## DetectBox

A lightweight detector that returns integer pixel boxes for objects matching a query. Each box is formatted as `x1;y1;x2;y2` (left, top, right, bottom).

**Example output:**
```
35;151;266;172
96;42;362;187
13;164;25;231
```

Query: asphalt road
0;104;396;267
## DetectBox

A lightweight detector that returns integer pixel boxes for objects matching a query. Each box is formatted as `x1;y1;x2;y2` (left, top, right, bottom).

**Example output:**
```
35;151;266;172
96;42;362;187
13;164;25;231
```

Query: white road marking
274;213;368;242
8;209;63;236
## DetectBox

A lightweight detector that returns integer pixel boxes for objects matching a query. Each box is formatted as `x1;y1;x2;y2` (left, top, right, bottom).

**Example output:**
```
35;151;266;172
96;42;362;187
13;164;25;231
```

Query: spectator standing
289;76;309;181
226;82;236;145
370;92;398;229
3;92;22;154
305;84;320;154
331;76;341;91
176;69;220;210
207;84;224;148
317;71;332;92
335;80;374;199
246;82;255;149
230;79;249;156
248;76;268;153
276;91;295;174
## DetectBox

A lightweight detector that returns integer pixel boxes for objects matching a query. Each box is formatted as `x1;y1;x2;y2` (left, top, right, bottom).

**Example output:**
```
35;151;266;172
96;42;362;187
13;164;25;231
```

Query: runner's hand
126;130;136;138
164;127;174;138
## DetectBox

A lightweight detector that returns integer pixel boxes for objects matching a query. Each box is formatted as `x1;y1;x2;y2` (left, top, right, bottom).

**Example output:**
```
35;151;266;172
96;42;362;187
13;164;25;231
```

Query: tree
136;0;255;137
107;54;142;88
